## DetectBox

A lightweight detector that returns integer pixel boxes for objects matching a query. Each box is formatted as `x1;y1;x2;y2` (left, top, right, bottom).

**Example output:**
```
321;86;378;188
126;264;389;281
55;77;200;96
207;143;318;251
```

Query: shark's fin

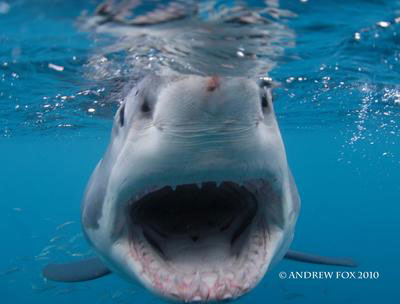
42;257;111;282
284;250;358;267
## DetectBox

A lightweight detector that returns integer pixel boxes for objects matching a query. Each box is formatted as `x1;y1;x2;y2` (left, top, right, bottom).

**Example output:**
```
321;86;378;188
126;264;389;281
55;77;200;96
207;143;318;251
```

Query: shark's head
82;74;299;302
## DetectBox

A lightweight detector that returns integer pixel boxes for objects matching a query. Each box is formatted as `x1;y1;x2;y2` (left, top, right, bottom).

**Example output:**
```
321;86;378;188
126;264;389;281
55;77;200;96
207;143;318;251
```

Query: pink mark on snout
206;76;221;92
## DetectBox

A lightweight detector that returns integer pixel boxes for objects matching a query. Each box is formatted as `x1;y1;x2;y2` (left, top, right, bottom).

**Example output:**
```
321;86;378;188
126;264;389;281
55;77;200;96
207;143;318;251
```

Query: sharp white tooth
216;181;221;187
223;293;232;300
202;272;218;288
196;183;201;189
171;185;177;191
135;194;140;201
192;295;202;301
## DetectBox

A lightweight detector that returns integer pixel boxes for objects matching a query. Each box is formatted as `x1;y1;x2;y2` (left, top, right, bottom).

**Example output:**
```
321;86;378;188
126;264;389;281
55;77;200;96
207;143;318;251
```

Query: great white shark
43;74;356;302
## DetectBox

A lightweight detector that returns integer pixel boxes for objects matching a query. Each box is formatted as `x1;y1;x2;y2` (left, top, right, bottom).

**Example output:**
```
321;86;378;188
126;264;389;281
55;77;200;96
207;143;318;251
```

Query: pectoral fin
284;250;358;267
43;257;111;282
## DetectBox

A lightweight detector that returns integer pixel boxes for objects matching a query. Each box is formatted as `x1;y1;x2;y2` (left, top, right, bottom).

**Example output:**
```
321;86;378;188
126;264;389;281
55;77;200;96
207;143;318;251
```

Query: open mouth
127;179;283;302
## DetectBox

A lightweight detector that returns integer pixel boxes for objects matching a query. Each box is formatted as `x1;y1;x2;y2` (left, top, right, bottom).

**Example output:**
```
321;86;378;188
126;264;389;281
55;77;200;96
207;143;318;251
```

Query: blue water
1;0;399;303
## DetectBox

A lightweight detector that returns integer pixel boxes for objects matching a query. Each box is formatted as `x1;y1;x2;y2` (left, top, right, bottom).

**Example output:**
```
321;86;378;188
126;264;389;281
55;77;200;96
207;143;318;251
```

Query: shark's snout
151;75;264;135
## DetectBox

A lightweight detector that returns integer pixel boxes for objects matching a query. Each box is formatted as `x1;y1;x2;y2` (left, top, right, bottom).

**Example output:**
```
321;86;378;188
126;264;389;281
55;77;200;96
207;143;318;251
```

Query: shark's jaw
117;175;285;302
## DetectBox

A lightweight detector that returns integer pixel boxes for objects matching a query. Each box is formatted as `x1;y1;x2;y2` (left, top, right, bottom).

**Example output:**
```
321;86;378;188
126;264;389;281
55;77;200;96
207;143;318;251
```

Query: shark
43;74;356;302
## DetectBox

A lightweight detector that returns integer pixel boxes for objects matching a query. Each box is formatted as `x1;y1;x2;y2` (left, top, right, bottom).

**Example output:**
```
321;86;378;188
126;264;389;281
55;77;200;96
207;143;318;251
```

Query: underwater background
0;0;399;303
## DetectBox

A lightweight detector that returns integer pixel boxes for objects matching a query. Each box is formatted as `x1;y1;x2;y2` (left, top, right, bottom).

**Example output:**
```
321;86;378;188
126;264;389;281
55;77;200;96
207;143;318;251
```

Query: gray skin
43;74;357;303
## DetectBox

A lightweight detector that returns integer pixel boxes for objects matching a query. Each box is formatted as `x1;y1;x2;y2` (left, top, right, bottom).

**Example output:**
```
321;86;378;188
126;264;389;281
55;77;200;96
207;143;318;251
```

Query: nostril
206;76;221;92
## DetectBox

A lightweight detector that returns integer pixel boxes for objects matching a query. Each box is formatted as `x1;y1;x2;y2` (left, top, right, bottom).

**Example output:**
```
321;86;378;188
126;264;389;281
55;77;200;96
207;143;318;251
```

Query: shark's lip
123;178;283;302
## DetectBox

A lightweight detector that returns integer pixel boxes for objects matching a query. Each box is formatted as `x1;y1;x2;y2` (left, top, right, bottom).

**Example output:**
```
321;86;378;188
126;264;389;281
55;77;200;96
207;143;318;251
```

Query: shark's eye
141;100;151;113
261;92;268;109
119;104;125;127
258;78;274;111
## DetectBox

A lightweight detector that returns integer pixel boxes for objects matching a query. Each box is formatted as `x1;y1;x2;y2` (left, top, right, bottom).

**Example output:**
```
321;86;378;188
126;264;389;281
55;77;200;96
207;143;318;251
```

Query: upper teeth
129;179;265;204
